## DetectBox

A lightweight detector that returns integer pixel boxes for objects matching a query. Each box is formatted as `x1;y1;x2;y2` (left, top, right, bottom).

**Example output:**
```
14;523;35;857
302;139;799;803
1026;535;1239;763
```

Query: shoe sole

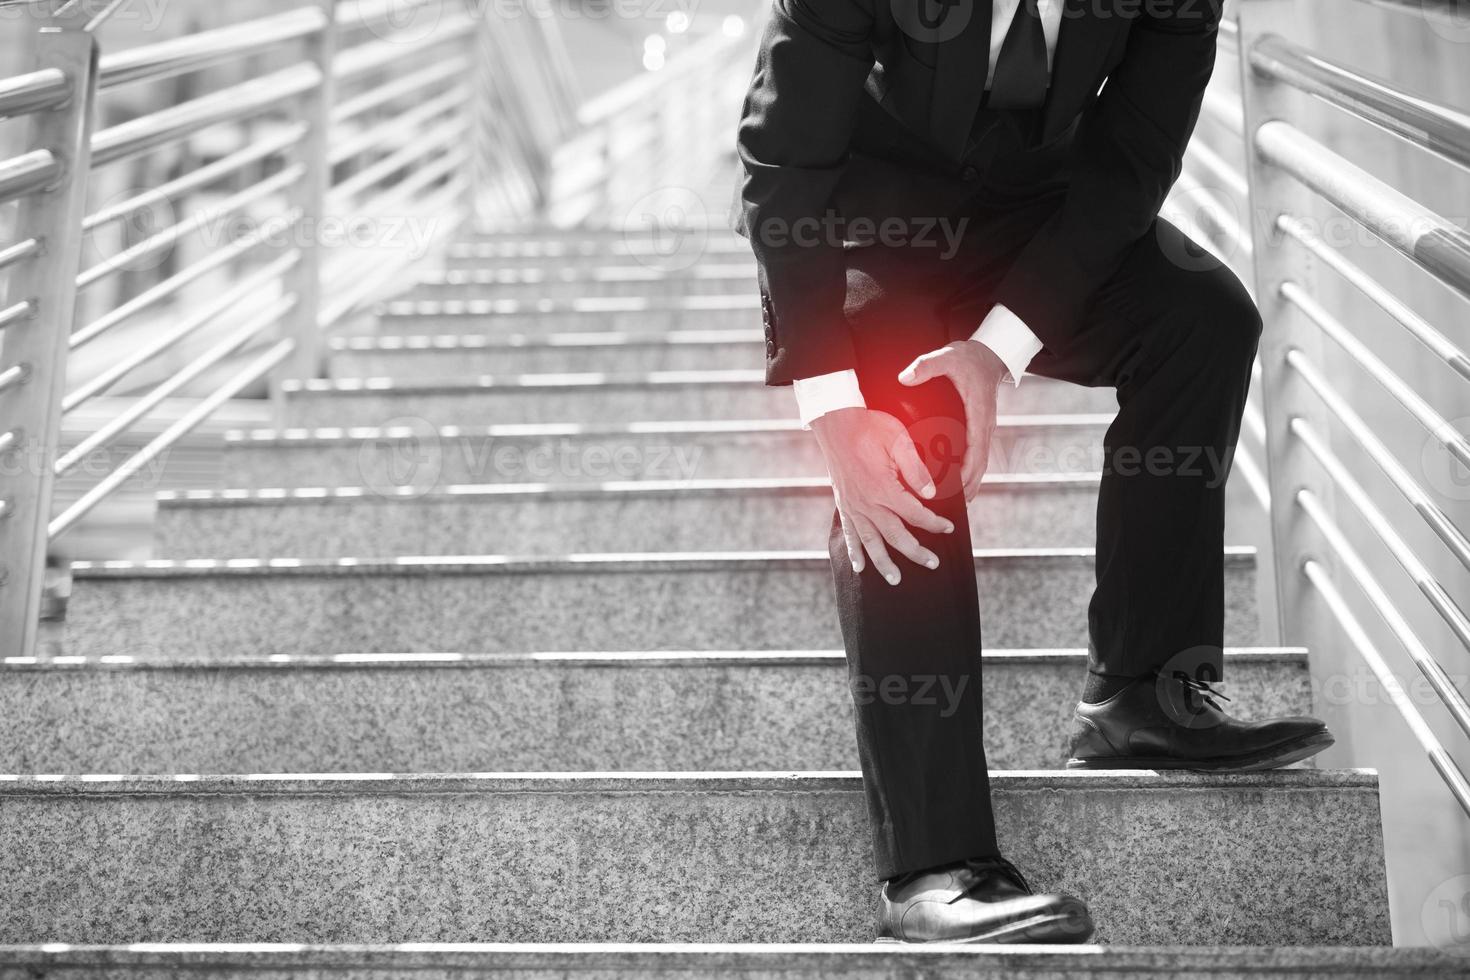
1065;729;1335;773
874;909;1096;945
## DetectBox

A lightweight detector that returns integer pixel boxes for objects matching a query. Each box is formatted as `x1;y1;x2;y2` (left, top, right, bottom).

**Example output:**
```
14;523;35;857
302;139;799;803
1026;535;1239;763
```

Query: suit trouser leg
827;214;1260;881
1023;218;1263;683
829;242;1004;882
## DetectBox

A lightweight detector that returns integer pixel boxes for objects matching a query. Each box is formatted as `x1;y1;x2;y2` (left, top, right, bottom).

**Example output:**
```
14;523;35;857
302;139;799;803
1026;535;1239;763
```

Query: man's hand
811;407;955;585
898;340;1008;501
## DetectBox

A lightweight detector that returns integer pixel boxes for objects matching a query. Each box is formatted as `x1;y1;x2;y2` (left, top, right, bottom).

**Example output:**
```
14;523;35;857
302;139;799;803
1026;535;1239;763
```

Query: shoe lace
1171;670;1233;712
959;856;1032;898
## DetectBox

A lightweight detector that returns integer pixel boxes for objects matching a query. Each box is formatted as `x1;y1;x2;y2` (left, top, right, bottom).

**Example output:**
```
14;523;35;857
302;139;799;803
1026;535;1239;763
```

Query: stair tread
0;769;1379;792
156;473;1102;507
330;328;763;349
71;546;1257;577
3;646;1309;669
0;943;1455;975
379;295;759;316
221;414;1114;443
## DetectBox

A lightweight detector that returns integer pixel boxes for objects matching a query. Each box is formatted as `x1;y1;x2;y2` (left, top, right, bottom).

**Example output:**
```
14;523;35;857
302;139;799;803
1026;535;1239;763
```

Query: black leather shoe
1067;671;1334;771
875;856;1094;944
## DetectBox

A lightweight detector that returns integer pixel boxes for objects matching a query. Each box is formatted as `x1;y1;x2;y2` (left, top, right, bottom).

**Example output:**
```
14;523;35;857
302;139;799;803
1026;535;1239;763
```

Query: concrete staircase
3;224;1459;975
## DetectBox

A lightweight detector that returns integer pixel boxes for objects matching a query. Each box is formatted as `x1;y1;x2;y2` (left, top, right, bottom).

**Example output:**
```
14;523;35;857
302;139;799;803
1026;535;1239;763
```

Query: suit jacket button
766;338;776;356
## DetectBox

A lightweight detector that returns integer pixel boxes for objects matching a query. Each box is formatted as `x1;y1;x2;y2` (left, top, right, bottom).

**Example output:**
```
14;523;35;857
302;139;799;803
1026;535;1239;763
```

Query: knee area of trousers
1186;274;1262;368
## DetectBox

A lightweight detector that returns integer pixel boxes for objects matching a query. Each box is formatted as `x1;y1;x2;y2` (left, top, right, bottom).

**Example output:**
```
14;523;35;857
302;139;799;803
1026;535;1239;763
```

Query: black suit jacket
734;0;1224;385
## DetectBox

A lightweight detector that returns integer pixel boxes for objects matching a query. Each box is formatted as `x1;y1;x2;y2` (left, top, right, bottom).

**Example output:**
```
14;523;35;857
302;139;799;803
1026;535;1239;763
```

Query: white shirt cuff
971;303;1044;385
792;369;865;428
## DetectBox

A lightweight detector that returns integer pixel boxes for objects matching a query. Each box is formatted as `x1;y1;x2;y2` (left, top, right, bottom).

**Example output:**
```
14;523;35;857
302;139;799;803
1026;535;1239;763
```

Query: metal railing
548;19;754;226
1195;0;1470;822
0;0;756;655
0;0;586;652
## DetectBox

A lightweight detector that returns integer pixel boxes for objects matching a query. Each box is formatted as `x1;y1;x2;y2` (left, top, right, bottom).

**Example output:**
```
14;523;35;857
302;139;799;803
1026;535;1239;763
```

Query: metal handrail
0;150;61;204
1250;33;1470;173
69;207;302;351
1234;0;1470;842
96;8;328;91
1304;556;1470;819
74;164;304;291
1276;213;1470;383
0;69;69;120
1256;120;1470;301
1293;464;1470;744
1280;282;1470;471
0;0;571;649
1285;344;1470;576
90;64;322;167
61;252;301;416
1289;366;1470;683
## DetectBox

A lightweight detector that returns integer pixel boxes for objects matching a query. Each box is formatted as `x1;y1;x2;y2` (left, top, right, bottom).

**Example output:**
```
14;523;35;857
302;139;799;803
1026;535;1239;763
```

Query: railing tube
1238;0;1334;650
0;22;97;656
279;0;339;389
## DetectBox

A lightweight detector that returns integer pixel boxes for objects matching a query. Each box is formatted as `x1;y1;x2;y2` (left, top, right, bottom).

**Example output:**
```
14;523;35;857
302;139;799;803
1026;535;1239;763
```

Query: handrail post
0;22;97;656
1236;3;1339;656
278;0;338;392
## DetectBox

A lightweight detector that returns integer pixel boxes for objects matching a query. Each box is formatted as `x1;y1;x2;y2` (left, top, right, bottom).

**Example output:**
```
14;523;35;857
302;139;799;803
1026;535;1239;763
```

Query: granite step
327;331;765;377
0;944;1456;979
444;235;752;271
405;264;757;300
0;648;1310;773
373;296;759;334
152;476;1104;556
0;771;1389;945
61;550;1259;656
276;374;1119;429
215;416;1115;490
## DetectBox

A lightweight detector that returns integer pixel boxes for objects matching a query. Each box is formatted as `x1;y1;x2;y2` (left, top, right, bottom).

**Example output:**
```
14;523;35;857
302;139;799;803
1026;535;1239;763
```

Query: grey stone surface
6;944;1464;980
215;417;1115;490
3;945;1461;980
0;649;1310;773
153;478;1103;556
60;550;1260;656
328;333;767;378
406;265;759;301
277;375;1119;429
374;299;760;335
0;772;1391;945
443;236;753;272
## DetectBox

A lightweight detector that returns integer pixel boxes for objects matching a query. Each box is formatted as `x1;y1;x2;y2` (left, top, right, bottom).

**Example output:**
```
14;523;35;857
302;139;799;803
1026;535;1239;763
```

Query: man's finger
889;430;936;499
875;513;940;570
854;514;902;586
897;349;951;387
887;488;954;535
964;416;995;500
959;403;987;488
838;510;865;574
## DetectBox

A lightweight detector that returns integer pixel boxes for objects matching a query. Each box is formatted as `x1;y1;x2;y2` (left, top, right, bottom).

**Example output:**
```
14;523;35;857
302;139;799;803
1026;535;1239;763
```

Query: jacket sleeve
736;0;875;386
991;0;1224;351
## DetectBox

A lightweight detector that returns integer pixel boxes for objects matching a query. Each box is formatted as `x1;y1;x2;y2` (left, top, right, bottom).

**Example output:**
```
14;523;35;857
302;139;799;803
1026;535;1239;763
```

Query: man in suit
734;0;1334;944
